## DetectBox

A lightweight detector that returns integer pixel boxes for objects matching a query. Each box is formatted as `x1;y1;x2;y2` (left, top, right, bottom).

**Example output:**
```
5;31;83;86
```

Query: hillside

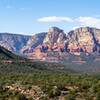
0;46;76;74
0;46;24;60
0;45;100;73
0;33;30;53
21;32;47;54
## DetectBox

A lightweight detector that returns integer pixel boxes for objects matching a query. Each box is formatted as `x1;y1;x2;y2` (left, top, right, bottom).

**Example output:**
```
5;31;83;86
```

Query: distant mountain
0;33;31;53
20;27;100;61
1;27;100;63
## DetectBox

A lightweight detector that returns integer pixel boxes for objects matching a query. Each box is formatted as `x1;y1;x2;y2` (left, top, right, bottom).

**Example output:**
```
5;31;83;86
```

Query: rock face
21;32;47;54
0;33;30;53
21;27;66;54
43;27;66;45
67;27;100;54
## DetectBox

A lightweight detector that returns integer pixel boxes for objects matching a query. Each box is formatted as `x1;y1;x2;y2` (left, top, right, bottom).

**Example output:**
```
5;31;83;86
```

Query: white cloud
38;16;100;29
38;16;73;22
72;26;81;30
75;16;100;28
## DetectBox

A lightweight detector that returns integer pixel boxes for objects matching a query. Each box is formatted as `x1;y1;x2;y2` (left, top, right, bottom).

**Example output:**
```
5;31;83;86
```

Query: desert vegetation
0;63;100;100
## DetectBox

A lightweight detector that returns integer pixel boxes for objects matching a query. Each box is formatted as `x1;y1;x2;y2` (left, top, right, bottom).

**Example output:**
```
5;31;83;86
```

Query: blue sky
0;0;100;35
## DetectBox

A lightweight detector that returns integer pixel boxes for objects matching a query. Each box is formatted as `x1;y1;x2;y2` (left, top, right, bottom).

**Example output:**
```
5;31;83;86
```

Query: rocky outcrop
43;27;66;45
21;32;47;54
67;27;100;54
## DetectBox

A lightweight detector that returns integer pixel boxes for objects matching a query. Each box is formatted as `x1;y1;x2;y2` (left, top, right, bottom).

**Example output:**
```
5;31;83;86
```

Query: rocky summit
43;27;66;45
